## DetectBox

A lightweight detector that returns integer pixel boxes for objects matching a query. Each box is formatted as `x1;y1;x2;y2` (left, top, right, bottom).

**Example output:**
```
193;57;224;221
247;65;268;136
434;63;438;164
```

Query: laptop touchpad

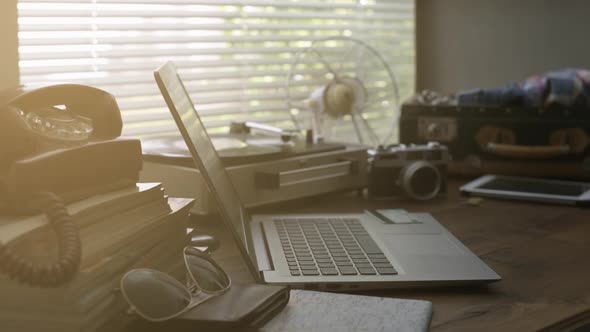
383;234;466;257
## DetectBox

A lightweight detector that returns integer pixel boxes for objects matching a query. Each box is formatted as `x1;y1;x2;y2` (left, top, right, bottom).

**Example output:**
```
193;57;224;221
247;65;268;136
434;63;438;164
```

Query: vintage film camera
368;142;450;200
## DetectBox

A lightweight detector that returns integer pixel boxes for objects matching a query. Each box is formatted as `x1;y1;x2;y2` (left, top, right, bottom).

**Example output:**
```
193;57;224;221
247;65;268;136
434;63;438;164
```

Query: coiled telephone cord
0;192;82;287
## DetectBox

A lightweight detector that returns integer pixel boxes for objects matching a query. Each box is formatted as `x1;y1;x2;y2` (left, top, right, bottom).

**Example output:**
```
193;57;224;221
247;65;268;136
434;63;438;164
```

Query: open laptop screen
154;62;260;279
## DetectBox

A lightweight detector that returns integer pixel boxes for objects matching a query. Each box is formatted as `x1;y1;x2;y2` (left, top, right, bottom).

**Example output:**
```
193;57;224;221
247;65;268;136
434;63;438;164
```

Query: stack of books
0;182;194;332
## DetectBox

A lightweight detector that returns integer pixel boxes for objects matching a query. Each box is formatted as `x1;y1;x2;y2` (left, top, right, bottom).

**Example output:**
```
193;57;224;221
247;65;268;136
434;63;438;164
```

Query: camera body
368;142;450;200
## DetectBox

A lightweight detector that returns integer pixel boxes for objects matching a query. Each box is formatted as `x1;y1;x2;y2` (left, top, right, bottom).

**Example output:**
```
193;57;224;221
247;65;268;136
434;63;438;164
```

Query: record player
139;122;369;215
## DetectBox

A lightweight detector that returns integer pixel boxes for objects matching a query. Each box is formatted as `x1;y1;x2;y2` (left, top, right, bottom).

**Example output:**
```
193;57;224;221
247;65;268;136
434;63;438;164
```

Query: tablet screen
461;175;590;206
479;177;587;197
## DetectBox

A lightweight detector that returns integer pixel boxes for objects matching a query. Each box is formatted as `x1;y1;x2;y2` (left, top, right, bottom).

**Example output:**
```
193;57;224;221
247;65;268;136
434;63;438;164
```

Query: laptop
154;62;500;290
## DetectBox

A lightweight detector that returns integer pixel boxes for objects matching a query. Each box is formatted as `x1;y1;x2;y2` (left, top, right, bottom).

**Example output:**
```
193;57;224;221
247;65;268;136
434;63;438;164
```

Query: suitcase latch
417;117;457;142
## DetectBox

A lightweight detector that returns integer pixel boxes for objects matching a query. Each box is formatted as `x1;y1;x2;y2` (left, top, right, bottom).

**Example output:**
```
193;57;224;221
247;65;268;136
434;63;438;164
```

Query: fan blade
350;112;365;144
365;92;397;107
311;49;339;80
379;104;401;144
354;105;380;146
335;42;359;74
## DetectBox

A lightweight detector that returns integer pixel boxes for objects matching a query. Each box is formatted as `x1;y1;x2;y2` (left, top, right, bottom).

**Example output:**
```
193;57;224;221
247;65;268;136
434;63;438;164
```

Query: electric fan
285;36;400;146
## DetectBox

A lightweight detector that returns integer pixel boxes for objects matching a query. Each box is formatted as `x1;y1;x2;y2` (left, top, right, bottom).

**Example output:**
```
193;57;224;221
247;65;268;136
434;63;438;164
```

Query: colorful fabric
458;69;590;110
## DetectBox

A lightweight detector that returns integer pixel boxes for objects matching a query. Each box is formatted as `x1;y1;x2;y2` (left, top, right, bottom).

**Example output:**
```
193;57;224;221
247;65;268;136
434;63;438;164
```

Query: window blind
18;0;415;140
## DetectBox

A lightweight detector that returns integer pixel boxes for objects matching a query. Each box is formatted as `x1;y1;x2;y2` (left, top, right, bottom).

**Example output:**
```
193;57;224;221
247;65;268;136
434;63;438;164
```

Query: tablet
460;175;590;206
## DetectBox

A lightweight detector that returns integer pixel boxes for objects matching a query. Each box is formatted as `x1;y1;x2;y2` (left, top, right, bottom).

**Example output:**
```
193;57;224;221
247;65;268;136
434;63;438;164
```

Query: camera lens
400;161;441;200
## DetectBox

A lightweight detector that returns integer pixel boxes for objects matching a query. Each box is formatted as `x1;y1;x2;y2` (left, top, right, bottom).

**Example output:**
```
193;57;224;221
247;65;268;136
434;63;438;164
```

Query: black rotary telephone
0;84;142;287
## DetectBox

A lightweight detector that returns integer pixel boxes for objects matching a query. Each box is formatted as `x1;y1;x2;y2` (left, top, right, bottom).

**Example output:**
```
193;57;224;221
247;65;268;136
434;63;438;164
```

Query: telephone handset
0;84;139;287
5;83;122;138
0;84;123;166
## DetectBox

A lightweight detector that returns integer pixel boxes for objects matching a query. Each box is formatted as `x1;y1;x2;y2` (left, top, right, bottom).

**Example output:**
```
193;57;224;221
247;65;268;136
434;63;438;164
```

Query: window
18;0;415;140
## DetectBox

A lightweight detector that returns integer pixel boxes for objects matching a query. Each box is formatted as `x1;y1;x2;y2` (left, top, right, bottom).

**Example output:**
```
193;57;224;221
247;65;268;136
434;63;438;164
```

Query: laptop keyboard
273;218;397;277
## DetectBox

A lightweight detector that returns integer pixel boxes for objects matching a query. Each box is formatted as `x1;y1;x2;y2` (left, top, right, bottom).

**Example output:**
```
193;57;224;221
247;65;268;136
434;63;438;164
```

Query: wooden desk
196;179;590;331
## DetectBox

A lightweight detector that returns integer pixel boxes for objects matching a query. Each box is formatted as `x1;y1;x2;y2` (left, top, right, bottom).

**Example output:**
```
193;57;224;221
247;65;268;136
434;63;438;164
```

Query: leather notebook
130;283;290;331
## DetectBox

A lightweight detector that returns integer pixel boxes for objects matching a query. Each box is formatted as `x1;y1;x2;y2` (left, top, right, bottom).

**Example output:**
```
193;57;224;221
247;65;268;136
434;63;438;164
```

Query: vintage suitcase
399;103;590;179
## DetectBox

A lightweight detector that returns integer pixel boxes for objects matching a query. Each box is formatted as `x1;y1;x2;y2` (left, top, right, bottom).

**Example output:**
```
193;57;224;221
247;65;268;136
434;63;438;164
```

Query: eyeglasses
119;246;231;322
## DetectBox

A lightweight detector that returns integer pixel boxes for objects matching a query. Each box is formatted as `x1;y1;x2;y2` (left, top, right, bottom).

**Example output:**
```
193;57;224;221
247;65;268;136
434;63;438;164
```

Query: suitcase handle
486;143;571;159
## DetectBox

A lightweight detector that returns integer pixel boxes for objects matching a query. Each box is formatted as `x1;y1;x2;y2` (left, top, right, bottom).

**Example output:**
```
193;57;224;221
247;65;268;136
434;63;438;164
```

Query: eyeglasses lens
121;269;191;320
184;248;230;292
